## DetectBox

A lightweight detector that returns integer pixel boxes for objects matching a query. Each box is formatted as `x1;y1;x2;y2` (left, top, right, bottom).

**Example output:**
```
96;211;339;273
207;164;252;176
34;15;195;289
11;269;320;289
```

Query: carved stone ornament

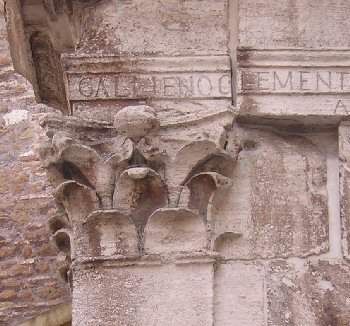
5;0;350;325
39;105;240;283
6;1;245;324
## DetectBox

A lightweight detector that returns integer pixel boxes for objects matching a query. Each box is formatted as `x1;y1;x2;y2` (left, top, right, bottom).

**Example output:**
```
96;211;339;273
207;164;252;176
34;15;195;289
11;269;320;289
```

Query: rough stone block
73;262;214;326
267;260;350;326
214;262;265;326
78;0;229;56
239;0;350;49
217;127;329;259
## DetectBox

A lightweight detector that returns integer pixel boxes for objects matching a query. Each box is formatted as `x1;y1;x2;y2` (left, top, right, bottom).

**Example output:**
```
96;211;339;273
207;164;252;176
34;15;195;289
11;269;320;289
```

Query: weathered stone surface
237;50;350;123
239;0;350;49
73;262;214;326
77;0;229;56
217;126;330;259
267;260;350;326
339;122;350;259
0;10;70;326
2;0;350;325
237;0;350;123
214;260;350;326
214;262;266;326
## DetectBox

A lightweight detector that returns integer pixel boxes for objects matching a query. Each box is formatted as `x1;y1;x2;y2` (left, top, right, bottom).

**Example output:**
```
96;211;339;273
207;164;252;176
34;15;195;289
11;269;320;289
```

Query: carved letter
179;77;194;97
197;76;213;96
135;76;156;97
163;77;179;97
219;74;231;95
95;78;110;98
273;71;293;91
79;77;94;98
241;71;255;91
316;71;332;91
115;76;136;98
299;71;311;91
256;72;269;91
335;100;349;114
338;72;350;91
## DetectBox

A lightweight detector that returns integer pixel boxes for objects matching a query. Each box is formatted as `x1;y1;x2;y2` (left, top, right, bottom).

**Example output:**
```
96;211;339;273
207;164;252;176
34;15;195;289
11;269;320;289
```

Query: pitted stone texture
214;262;265;326
239;0;350;49
214;260;350;326
144;208;207;254
77;0;229;56
339;122;350;259
73;262;214;326
85;210;139;257
217;127;329;259
267;260;350;326
113;105;159;141
237;0;350;124
3;1;350;326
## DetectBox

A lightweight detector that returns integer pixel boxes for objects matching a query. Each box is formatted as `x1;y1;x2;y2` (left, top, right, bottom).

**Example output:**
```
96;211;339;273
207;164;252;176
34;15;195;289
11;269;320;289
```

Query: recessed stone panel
217;127;329;259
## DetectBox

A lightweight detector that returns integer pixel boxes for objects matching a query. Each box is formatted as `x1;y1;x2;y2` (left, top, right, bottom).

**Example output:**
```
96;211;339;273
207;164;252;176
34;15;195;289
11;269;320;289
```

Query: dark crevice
62;161;95;189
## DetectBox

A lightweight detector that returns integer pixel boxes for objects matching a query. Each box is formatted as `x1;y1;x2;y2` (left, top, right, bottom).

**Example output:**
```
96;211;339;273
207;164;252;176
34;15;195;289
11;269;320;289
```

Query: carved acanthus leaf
39;105;240;260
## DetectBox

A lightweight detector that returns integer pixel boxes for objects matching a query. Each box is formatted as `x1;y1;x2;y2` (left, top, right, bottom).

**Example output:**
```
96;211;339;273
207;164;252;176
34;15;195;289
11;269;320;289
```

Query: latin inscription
238;68;350;116
68;73;232;100
239;69;350;93
335;99;350;114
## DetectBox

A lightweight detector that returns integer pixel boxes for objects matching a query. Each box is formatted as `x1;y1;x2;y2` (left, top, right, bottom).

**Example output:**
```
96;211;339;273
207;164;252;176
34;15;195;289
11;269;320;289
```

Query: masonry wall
0;8;70;326
1;1;350;326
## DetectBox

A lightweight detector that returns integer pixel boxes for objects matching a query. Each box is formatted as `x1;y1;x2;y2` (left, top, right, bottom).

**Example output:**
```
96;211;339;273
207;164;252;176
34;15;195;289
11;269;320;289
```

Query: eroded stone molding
3;0;101;113
30;32;67;110
39;105;240;265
